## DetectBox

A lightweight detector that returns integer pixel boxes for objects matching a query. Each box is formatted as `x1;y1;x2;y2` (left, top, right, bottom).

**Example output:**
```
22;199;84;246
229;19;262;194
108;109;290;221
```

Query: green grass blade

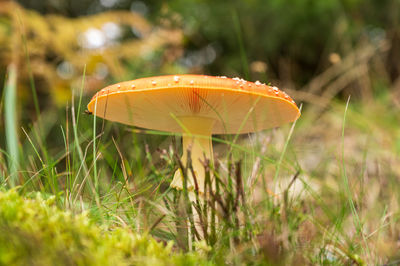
341;97;371;259
273;104;302;185
72;66;89;179
76;64;86;127
231;8;249;79
18;14;40;119
4;64;19;187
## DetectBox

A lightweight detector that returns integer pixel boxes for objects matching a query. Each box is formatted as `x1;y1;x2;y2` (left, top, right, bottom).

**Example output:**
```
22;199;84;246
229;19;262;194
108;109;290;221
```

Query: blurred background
1;0;399;112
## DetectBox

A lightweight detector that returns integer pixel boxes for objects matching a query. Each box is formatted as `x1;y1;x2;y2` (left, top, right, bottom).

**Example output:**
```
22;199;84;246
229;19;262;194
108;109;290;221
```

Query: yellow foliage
0;1;183;107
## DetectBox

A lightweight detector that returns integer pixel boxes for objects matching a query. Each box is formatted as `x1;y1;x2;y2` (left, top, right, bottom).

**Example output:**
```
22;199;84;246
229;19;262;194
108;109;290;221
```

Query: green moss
0;189;208;266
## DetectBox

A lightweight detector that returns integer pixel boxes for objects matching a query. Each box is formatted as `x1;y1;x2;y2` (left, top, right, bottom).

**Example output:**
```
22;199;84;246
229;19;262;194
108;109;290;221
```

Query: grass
1;72;399;264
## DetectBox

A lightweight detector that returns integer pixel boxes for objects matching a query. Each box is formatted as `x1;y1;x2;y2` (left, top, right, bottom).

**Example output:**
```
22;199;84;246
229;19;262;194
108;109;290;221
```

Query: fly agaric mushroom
87;75;300;197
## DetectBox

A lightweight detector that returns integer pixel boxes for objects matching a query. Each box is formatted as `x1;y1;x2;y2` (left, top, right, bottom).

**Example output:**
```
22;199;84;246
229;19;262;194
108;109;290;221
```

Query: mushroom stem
171;116;215;196
171;116;215;242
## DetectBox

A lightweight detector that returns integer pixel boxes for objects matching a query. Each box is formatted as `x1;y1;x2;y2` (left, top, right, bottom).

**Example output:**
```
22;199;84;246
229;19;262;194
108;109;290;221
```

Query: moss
0;189;208;266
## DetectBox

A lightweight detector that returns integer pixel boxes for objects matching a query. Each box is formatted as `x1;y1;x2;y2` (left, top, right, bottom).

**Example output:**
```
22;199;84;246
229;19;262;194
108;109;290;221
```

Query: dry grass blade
149;214;166;232
304;41;389;94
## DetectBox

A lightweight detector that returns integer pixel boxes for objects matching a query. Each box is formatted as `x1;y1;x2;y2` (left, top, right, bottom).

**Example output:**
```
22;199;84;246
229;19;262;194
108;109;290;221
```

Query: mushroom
87;75;300;198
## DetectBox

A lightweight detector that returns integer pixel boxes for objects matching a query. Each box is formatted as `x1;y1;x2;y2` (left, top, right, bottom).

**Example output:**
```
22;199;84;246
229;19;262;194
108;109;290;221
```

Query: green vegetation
0;189;206;265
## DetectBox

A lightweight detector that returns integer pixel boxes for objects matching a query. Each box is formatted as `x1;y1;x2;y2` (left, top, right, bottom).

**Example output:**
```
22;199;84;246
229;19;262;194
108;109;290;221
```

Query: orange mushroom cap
87;75;300;134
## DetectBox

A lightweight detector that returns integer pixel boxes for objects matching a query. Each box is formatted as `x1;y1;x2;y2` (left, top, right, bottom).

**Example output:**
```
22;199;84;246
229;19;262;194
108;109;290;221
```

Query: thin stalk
92;98;103;219
71;66;89;189
231;8;249;79
341;97;371;259
273;104;302;185
18;16;40;120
